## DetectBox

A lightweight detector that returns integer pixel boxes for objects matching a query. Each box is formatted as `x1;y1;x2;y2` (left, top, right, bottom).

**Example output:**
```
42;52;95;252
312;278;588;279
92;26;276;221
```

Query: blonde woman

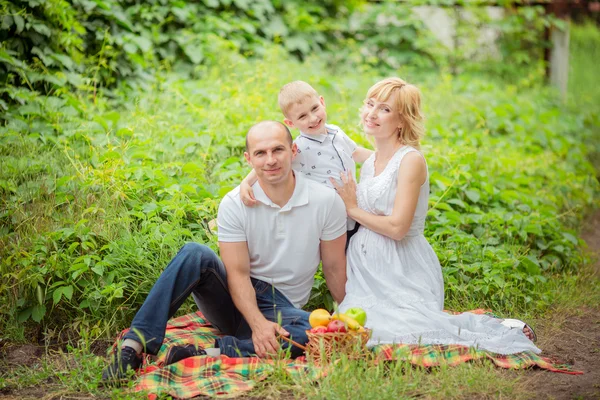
332;78;539;354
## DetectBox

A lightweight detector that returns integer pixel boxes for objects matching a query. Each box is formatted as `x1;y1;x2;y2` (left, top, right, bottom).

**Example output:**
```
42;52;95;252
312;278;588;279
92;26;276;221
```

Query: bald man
103;121;347;381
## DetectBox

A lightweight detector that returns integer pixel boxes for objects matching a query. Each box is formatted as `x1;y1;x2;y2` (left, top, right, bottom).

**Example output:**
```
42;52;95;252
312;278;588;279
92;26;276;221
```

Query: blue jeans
122;243;311;358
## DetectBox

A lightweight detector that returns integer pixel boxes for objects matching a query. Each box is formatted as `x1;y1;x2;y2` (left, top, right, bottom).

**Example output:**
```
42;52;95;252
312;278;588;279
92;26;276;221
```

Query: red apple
310;326;327;334
326;319;347;333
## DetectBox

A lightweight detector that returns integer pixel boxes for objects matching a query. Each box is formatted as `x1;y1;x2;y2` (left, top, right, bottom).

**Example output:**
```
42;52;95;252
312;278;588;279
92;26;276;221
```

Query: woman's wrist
347;206;360;219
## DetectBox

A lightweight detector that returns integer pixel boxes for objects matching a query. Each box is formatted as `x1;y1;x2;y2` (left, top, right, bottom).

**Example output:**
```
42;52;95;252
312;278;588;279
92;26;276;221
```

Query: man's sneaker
164;344;206;366
102;346;142;382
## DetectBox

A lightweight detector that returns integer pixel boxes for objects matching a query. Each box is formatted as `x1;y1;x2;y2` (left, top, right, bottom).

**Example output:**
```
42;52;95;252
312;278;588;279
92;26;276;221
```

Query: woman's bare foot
523;325;535;341
500;318;537;342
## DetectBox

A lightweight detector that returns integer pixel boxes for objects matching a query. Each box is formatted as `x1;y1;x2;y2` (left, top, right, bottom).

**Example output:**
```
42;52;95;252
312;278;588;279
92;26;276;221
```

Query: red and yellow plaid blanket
110;311;582;399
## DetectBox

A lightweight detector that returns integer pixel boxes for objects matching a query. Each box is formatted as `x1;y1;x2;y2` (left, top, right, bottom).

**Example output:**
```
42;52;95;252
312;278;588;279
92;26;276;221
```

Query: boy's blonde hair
364;77;424;149
278;81;319;118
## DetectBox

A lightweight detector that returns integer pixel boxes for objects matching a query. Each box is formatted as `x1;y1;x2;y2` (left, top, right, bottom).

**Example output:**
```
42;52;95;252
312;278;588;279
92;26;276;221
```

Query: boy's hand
240;181;257;207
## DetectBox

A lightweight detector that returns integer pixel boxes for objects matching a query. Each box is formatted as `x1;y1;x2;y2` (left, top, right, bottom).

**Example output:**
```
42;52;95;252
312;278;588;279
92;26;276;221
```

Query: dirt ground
521;210;600;400
2;213;600;400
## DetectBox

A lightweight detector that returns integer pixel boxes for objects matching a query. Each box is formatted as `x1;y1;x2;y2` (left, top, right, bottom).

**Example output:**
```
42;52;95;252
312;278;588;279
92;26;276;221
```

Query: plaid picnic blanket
111;311;582;399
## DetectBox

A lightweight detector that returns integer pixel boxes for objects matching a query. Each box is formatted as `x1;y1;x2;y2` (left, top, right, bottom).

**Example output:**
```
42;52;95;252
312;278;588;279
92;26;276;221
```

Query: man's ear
244;151;251;165
291;142;298;160
283;118;294;128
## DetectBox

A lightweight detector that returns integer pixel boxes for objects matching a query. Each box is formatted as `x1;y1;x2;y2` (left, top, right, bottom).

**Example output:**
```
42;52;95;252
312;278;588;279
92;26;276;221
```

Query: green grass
568;21;600;174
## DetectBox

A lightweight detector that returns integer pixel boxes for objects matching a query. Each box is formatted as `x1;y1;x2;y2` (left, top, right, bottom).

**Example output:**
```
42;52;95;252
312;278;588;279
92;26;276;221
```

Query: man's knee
180;242;218;261
176;243;221;273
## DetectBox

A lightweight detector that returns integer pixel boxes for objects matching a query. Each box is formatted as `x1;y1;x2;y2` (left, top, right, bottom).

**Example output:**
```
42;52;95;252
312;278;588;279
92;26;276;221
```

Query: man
103;121;347;381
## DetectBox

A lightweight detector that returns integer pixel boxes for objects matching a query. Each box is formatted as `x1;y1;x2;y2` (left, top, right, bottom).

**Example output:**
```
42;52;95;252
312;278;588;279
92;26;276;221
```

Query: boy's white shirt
292;123;357;230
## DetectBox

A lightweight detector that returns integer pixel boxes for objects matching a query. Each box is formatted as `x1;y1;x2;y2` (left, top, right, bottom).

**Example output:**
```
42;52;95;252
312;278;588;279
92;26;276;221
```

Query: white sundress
339;146;541;355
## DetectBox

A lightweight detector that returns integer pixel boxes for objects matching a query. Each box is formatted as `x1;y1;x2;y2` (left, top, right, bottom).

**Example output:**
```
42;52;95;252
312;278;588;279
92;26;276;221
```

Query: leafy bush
1;0;598;341
1;41;598;340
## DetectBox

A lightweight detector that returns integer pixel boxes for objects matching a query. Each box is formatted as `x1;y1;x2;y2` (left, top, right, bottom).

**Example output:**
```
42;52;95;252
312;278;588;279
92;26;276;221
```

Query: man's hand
251;319;289;358
240;180;257;207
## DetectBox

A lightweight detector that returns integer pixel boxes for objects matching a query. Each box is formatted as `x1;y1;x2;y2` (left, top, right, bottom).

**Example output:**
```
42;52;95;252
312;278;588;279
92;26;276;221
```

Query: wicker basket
305;329;372;365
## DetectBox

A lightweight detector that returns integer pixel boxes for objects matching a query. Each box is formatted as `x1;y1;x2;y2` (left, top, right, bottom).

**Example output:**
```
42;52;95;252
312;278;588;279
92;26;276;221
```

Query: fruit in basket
344;307;367;326
309;326;328;334
326;319;347;333
309;308;332;328
331;313;361;330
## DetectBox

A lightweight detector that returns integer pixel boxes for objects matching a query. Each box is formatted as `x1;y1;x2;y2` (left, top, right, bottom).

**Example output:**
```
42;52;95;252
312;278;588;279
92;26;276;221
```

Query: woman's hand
330;171;358;215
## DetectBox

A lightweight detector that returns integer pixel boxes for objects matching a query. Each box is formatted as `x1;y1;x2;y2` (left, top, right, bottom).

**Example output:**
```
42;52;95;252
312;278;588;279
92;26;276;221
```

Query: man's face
244;126;297;186
284;95;328;136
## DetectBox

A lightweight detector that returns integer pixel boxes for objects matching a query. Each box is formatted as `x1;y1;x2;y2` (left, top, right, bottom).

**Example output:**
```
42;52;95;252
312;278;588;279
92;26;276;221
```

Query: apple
310;326;327;334
344;307;367;326
326;319;347;333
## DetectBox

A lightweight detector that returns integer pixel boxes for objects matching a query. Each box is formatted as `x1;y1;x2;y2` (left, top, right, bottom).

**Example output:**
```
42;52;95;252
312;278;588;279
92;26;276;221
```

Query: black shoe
164;344;206;366
102;346;142;382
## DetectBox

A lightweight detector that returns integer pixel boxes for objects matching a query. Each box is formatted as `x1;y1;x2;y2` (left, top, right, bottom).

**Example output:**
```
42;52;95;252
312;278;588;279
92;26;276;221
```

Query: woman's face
361;94;402;140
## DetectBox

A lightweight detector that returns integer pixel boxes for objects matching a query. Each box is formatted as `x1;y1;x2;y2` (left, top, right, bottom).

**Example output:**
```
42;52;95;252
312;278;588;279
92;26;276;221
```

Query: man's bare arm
219;241;288;357
319;233;347;304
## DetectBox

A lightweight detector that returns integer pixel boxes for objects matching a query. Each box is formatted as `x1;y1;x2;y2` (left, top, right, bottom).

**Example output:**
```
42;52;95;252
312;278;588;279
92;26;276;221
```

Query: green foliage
0;0;366;108
1;0;598;345
331;2;443;72
1;38;598;337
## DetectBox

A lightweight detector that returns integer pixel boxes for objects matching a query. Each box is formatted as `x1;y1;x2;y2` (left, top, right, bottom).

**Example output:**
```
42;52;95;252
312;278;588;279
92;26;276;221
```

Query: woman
331;78;539;354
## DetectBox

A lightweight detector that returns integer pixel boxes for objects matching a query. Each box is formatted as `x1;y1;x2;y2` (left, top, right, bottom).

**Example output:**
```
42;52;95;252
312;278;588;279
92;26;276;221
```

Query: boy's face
284;96;328;136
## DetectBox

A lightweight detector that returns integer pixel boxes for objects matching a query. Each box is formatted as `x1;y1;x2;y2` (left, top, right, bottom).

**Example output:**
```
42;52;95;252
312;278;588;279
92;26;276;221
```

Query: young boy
240;80;372;237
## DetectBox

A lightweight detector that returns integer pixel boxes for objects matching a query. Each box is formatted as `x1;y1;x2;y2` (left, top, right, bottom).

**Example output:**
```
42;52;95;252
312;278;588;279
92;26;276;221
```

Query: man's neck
258;172;297;208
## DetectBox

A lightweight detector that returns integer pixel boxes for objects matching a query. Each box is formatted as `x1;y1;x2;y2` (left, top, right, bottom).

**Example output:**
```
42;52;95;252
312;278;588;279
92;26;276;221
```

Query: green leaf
183;45;204;64
285;36;310;54
1;15;13;30
31;305;46;322
464;189;481;203
123;43;137;54
519;256;541;275
233;0;250;10
13;15;24;34
562;232;578;245
62;285;73;300
31;23;51;37
52;54;75;70
171;7;189;22
36;285;44;305
17;307;32;323
132;36;152;53
53;287;63;305
92;265;105;276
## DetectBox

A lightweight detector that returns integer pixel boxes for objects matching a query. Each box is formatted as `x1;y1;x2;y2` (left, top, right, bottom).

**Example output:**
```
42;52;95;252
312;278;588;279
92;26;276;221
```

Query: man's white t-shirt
217;173;347;308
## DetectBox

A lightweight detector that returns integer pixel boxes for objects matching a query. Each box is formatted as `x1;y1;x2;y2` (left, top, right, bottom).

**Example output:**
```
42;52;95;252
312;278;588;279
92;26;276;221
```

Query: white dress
340;146;541;355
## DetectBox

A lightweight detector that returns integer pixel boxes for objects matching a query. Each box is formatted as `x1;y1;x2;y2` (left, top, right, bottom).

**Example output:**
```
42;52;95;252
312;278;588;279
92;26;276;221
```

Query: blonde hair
278;81;319;118
364;77;424;149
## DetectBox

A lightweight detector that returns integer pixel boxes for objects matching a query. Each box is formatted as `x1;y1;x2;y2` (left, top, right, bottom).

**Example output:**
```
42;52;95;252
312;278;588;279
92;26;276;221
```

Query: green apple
345;307;367;326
